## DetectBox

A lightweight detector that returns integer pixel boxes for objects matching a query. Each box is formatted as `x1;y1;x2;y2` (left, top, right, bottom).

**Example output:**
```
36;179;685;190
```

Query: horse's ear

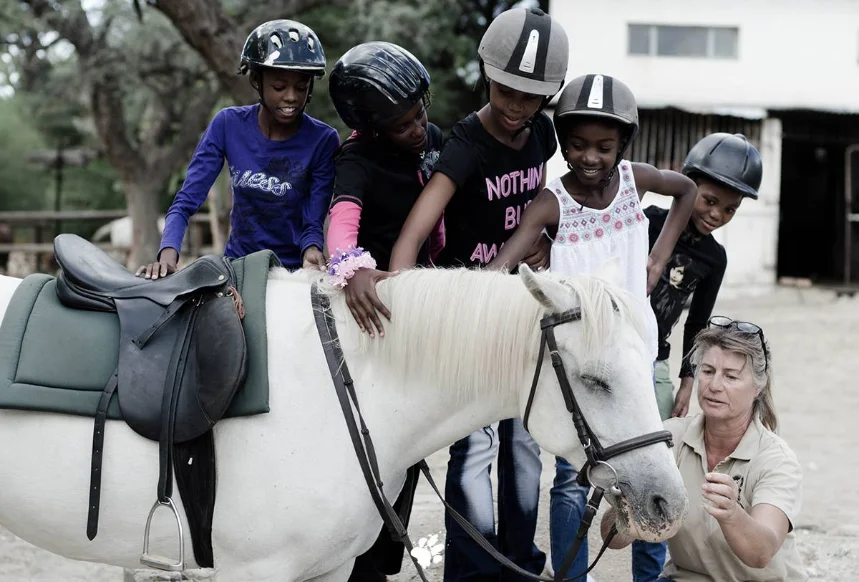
519;264;571;313
594;257;623;287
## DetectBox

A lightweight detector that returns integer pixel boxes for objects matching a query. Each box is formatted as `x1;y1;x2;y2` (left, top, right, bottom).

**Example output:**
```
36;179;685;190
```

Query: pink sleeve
429;213;446;262
327;201;362;258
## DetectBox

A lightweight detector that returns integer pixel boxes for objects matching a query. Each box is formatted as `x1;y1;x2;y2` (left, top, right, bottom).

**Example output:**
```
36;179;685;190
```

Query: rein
311;284;673;581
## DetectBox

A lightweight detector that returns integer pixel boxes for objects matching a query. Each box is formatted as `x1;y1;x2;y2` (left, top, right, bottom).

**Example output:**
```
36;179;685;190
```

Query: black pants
347;465;420;581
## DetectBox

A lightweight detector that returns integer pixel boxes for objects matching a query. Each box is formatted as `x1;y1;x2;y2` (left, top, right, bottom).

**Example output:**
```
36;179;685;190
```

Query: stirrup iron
140;497;185;571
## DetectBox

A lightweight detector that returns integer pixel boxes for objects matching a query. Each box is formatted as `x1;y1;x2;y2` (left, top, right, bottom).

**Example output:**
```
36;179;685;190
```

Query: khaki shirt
660;414;808;581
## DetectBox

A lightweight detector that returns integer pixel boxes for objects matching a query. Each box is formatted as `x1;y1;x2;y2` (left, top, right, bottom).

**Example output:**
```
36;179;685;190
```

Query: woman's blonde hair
690;324;777;431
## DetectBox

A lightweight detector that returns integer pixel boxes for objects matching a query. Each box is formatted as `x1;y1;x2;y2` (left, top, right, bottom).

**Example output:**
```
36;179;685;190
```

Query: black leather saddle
53;234;248;571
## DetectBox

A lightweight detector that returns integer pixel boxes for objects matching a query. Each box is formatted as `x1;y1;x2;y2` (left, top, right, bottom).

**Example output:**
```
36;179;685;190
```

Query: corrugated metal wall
627;108;762;170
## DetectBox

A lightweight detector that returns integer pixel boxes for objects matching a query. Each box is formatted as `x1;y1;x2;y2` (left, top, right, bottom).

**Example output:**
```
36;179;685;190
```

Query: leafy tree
0;96;51;211
3;0;221;265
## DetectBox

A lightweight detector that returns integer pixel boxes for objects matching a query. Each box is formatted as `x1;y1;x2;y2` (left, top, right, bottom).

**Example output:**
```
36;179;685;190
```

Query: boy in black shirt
646;133;764;420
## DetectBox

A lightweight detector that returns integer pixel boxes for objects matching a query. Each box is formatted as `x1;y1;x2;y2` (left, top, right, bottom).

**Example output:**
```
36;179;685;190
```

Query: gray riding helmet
553;74;640;161
478;7;569;96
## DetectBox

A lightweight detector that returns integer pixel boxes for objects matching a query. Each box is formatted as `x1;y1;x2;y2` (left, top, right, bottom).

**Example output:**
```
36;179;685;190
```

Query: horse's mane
275;267;648;402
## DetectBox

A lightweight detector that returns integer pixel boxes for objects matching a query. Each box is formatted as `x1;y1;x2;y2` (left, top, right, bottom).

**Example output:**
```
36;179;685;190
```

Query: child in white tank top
488;74;697;578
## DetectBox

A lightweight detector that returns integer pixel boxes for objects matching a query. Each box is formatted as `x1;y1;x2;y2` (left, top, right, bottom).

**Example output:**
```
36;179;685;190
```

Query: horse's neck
331;270;537;469
349;362;521;471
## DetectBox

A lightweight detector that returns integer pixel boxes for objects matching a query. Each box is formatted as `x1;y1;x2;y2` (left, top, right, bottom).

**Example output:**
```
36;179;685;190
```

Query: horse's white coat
0;265;687;581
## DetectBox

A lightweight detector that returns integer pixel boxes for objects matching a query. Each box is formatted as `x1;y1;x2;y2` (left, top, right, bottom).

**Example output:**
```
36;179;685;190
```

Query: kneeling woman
602;317;808;581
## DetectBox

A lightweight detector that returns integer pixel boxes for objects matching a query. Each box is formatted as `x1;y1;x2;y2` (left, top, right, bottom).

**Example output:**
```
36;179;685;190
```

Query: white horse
0;263;688;581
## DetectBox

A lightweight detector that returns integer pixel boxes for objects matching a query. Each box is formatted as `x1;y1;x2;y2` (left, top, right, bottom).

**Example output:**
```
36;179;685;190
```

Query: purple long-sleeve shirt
160;105;340;269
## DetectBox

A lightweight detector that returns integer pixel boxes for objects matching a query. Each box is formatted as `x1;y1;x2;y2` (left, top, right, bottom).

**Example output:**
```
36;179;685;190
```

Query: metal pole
844;145;859;285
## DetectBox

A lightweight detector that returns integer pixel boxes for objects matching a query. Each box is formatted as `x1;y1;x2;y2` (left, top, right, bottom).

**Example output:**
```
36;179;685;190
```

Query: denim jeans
549;457;590;580
631;540;667;582
443;418;545;581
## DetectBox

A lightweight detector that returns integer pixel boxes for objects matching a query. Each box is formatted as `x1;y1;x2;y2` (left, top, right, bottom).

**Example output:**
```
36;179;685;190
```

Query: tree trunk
125;179;165;269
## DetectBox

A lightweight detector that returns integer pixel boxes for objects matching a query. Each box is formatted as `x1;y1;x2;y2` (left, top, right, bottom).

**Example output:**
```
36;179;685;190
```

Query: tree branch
150;81;221;186
151;0;349;105
145;0;254;104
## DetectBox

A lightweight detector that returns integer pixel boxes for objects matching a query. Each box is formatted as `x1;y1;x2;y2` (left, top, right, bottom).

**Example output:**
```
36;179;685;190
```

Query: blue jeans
550;461;667;582
549;457;590;579
632;540;667;582
443;419;545;581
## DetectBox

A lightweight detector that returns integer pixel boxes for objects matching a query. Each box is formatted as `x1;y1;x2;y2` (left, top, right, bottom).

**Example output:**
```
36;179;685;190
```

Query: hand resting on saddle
137;247;179;280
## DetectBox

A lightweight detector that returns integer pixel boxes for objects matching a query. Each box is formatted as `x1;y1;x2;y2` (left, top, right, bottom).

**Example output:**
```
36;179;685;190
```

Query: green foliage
0;97;51;210
284;0;548;138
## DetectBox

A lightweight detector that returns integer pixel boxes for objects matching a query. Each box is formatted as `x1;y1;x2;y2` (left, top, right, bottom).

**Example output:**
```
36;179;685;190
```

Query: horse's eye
581;374;610;391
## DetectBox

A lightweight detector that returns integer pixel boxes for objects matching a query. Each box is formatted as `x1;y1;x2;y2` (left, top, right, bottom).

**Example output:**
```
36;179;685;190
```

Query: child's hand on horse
522;233;551;271
345;268;396;338
136;248;179;280
302;246;327;271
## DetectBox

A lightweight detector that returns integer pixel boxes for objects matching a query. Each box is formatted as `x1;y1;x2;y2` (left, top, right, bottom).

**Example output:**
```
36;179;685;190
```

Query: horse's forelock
558;275;648;365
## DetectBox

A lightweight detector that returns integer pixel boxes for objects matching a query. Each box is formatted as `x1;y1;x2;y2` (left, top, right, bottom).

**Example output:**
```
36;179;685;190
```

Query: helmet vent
587;74;604;109
287;29;300;42
518;30;539;73
269;33;283;49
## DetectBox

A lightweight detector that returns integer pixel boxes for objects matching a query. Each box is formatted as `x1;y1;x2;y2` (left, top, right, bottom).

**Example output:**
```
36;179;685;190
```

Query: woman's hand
135;248;178;279
344;268;396;337
702;472;742;524
302;246;327;270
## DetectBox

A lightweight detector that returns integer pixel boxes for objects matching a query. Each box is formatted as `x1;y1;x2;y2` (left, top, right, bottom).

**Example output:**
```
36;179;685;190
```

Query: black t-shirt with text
432;112;557;268
646;206;728;377
330;123;443;270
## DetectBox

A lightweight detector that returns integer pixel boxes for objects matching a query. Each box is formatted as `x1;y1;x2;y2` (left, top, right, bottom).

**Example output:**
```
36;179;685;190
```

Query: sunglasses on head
707;316;768;372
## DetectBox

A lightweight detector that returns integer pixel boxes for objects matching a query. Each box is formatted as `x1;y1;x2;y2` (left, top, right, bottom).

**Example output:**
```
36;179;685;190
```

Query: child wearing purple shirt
137;19;339;278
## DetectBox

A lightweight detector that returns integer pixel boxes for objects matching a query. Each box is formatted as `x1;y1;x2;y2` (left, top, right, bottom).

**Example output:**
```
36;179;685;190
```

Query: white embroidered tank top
548;160;658;360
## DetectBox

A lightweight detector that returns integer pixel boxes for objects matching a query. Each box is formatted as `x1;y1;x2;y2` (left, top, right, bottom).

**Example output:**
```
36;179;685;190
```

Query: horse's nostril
651;494;669;519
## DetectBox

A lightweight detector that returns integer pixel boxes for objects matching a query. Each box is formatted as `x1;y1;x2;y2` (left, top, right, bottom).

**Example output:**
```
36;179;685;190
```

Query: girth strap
87;371;119;540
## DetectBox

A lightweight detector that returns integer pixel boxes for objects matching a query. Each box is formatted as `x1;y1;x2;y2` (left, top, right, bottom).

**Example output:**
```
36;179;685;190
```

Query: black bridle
311;285;674;582
522;307;675;580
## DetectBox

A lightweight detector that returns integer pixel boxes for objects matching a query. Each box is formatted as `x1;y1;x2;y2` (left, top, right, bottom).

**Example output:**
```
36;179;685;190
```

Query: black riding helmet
682;133;762;199
238;20;326;107
329;41;430;131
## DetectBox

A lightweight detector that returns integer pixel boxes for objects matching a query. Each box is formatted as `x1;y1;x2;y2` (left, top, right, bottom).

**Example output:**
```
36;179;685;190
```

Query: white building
548;0;859;297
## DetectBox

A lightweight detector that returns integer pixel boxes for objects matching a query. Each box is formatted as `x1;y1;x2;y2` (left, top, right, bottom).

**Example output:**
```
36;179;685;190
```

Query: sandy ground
1;286;857;581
